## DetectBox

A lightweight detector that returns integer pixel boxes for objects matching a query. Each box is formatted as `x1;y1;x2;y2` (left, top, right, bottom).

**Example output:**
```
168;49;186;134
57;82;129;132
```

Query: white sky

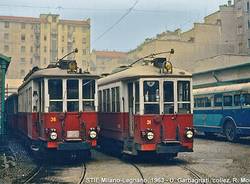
0;0;229;51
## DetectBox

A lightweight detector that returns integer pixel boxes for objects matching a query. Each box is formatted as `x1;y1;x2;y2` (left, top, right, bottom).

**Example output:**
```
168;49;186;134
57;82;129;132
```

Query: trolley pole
1;63;6;139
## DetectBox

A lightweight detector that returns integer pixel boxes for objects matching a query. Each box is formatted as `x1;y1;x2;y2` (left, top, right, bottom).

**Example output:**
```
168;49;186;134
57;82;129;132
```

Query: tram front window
177;81;191;114
143;81;159;114
83;80;95;111
48;79;63;112
67;79;79;112
164;81;174;114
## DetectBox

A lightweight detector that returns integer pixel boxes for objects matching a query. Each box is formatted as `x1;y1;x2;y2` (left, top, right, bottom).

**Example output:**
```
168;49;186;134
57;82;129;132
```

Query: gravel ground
179;136;250;181
0;138;37;184
1;136;250;184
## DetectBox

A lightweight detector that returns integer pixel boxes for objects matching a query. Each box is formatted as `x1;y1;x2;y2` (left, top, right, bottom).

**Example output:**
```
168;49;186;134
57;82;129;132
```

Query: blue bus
193;83;250;141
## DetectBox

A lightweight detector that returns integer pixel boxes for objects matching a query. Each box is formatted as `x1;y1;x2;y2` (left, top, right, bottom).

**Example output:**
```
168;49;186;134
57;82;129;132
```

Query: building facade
127;0;250;72
0;14;90;79
90;50;128;75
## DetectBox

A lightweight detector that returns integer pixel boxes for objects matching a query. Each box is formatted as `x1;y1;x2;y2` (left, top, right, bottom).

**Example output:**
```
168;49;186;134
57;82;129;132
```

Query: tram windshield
143;80;160;114
82;80;95;111
67;79;79;112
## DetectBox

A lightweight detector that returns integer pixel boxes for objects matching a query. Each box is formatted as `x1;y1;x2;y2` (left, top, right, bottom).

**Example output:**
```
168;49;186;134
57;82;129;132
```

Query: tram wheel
224;121;238;142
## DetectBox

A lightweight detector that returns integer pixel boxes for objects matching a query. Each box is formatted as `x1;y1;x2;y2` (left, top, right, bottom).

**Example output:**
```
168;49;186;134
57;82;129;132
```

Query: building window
30;58;33;64
44;35;47;41
61;47;64;53
62;36;64;42
44;46;47;52
21;46;26;53
4;45;9;52
82;37;86;44
4;22;9;28
52;16;57;22
4;33;9;40
83;49;86;55
20;58;25;63
21;23;25;29
248;39;250;48
247;2;250;12
21;34;25;41
20;70;25;77
44;58;47;64
30;46;33;52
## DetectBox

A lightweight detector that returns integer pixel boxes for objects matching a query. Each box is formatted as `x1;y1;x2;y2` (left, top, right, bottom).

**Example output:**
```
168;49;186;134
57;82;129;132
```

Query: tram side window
48;79;63;112
177;81;190;113
111;88;115;112
107;89;110;112
82;80;95;112
223;95;232;106
67;79;79;112
164;81;174;114
103;90;107;112
111;87;120;112
116;87;120;112
214;94;222;107
98;90;102;112
143;81;160;114
135;82;140;114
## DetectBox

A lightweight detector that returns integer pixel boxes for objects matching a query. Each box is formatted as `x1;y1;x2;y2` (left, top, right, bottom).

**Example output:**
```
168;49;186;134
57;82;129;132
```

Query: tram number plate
67;131;80;138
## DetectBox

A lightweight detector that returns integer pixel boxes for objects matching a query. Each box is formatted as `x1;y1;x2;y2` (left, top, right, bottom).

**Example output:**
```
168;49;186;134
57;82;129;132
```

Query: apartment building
127;0;250;72
90;50;127;74
0;14;90;79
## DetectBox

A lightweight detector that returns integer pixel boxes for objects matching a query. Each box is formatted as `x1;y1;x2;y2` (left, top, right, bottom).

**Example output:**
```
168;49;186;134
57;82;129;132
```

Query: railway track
20;162;87;184
181;165;203;179
22;164;44;184
78;162;87;184
129;162;146;184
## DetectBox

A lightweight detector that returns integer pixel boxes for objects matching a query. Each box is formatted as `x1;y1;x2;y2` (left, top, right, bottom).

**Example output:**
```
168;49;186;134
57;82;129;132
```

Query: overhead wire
93;0;139;44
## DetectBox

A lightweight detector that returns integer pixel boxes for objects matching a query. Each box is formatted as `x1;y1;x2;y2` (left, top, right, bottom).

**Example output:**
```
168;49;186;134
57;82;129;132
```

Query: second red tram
6;60;99;159
97;57;194;158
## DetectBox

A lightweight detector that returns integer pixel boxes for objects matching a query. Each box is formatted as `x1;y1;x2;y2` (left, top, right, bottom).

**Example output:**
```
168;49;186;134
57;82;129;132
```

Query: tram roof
193;82;250;95
19;66;99;90
98;64;191;86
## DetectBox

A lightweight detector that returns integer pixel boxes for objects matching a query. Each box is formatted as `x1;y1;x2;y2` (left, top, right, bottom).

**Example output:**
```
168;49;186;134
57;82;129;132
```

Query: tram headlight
89;130;97;139
146;131;154;140
186;130;193;139
50;131;58;140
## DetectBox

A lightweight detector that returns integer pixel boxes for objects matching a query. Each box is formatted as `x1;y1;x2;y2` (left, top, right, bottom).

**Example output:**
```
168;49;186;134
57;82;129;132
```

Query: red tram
6;59;99;159
97;54;194;158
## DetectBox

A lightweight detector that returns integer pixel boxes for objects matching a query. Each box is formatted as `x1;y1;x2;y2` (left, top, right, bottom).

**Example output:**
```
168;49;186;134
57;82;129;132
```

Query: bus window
164;81;174;114
205;97;211;107
243;94;250;106
223;95;232;107
143;81;160;114
214;94;222;107
82;80;95;111
177;81;190;113
67;79;79;112
234;94;240;106
48;79;63;112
